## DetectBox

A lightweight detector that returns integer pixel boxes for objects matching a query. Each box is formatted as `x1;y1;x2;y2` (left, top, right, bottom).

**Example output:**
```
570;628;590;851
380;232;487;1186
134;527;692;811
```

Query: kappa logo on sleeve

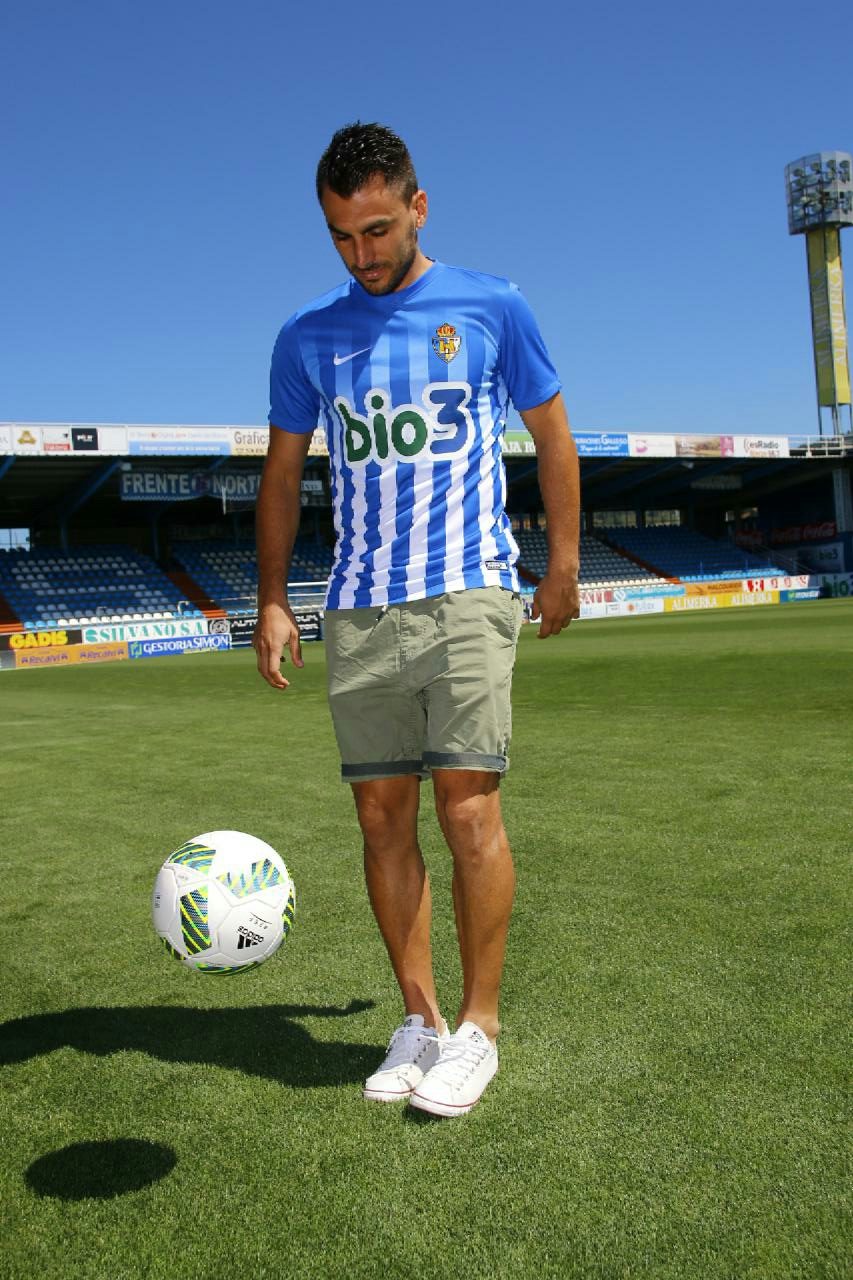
334;382;475;465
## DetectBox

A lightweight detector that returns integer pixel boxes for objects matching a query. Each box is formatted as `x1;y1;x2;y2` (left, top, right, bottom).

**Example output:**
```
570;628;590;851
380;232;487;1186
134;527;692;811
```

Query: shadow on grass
26;1139;177;1200
0;1000;377;1088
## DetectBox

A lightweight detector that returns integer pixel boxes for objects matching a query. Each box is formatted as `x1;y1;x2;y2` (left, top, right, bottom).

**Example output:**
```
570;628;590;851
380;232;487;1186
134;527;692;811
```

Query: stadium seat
171;537;333;609
515;528;666;588
600;527;790;580
0;545;201;629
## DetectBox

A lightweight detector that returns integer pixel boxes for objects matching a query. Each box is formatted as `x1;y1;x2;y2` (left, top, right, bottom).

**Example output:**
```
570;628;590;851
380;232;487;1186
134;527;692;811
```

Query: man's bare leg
432;769;515;1043
352;775;445;1032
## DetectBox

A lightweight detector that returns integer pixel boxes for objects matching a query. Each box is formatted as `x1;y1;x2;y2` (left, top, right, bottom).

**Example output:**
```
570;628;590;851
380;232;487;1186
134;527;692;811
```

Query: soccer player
255;123;580;1117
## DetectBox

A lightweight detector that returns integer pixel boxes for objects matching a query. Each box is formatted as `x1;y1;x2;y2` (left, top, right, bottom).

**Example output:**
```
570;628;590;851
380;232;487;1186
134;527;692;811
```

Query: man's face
321;174;428;296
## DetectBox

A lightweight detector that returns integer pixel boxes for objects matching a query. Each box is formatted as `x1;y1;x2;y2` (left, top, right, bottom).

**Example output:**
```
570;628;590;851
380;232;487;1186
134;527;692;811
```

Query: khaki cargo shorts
324;586;524;783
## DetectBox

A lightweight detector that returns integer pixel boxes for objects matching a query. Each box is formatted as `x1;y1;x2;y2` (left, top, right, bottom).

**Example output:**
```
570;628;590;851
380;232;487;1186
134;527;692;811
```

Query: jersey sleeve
499;284;562;411
268;316;321;434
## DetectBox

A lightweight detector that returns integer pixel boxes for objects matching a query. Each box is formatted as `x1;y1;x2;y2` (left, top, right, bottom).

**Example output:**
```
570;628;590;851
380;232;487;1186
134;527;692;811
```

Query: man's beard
356;227;418;296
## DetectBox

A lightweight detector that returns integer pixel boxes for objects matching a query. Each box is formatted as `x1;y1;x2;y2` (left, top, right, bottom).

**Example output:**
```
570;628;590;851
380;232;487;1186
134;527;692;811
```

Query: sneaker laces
380;1023;434;1072
431;1032;491;1087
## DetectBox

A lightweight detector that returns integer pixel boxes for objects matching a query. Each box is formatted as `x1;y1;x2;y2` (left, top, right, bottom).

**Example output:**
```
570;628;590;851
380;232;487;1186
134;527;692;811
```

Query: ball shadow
26;1139;176;1200
0;1000;379;1089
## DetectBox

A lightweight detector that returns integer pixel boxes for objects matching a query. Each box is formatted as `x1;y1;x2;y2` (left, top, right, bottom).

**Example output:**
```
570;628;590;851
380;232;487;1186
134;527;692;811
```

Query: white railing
789;434;853;457
177;581;328;617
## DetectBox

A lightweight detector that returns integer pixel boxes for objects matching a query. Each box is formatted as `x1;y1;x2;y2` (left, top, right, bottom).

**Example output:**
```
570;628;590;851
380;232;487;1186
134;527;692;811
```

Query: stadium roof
0;425;848;533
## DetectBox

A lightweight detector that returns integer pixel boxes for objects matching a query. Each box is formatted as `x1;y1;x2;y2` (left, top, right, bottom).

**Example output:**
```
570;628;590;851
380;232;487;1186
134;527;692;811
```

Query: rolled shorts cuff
423;750;508;774
341;759;427;783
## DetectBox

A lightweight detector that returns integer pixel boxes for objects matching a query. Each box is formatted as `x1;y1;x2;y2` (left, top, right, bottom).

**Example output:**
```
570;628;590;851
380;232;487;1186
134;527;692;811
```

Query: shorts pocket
486;588;523;644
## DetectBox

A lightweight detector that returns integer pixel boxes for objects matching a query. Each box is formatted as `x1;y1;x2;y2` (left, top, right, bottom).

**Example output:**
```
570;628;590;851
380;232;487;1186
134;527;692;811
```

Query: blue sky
2;0;850;434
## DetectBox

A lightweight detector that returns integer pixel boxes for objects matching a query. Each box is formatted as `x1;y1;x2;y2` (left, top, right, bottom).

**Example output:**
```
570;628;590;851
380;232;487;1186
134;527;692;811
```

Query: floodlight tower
785;152;853;437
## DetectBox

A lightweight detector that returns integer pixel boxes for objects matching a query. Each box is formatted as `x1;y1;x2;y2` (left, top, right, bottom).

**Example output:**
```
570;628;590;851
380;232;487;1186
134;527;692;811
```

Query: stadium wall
4;579;847;671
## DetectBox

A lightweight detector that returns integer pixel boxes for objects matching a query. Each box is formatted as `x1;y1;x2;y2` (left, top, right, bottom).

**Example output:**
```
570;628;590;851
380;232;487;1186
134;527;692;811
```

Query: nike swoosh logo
333;347;371;366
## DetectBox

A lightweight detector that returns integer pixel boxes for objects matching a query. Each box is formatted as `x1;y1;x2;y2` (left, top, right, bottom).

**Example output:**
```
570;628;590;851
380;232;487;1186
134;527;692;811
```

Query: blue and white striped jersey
269;261;561;610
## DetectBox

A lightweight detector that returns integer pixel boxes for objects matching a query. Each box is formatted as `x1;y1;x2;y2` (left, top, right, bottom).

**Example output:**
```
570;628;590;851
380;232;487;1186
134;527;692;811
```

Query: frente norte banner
121;471;263;502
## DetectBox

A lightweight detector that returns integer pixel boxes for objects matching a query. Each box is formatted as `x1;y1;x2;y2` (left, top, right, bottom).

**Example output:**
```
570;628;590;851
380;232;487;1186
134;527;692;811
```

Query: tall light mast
785;151;852;437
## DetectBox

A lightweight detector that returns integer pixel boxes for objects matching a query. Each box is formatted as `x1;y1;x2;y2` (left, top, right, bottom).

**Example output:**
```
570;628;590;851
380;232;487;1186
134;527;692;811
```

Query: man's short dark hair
316;123;418;203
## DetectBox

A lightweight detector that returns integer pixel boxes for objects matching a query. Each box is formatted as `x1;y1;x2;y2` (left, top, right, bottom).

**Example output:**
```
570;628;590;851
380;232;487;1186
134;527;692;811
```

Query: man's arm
519;392;581;637
254;425;314;688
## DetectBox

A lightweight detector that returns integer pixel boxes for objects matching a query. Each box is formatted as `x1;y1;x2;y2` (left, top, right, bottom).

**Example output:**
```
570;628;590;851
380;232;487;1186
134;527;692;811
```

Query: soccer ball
152;830;295;975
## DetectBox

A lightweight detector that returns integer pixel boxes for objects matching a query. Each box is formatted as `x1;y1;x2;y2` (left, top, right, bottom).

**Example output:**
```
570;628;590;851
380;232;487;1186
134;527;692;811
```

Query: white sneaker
409;1021;498;1117
363;1015;446;1102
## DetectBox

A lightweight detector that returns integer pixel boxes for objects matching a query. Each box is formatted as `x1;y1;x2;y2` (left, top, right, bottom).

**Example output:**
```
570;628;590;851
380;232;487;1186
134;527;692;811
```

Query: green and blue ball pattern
155;831;295;975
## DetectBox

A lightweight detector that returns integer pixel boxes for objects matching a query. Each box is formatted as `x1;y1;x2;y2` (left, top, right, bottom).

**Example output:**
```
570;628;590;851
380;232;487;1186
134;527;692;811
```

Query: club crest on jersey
432;322;461;364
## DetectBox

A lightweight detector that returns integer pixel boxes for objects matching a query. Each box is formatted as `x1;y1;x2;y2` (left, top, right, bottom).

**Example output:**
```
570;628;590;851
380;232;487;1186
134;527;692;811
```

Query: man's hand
254;602;304;689
518;393;581;638
531;570;580;638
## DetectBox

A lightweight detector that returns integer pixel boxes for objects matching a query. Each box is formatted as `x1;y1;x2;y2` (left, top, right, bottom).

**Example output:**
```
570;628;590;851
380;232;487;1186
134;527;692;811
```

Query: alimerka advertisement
664;591;779;612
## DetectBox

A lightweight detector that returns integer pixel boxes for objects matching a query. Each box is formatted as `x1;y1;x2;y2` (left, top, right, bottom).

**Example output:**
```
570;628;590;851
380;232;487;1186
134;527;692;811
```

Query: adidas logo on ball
236;925;265;950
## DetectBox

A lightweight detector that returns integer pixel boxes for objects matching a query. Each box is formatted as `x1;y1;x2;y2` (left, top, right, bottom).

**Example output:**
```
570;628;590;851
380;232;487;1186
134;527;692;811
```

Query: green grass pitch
1;602;850;1279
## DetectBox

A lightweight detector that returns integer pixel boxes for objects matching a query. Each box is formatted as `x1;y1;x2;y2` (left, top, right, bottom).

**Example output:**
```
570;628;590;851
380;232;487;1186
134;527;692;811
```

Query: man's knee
433;772;504;857
353;777;420;853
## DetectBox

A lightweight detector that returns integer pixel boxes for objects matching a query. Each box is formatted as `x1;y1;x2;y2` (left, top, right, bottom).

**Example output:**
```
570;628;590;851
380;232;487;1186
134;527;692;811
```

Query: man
255;123;580;1118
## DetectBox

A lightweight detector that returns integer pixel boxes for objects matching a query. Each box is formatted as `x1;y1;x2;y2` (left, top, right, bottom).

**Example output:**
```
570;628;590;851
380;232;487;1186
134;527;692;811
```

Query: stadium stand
0;525;797;631
515;528;665;587
171;537;333;610
0;546;205;627
600;526;790;581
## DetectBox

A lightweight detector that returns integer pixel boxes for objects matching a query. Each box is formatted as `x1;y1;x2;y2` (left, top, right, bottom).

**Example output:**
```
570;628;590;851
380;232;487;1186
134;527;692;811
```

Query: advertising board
664;591;779;612
684;579;747;596
0;628;83;651
229;428;269;456
573;433;630;457
733;437;790;459
579;600;609;619
225;610;323;645
127;426;232;456
82;619;210;643
43;427;72;453
307;429;329;458
816;572;853;597
620;597;664;615
15;642;129;668
795;542;847;573
502;432;537;456
742;574;811;592
11;425;41;454
128;635;231;658
292;609;323;642
628;434;675;457
613;583;684;600
227;616;257;647
781;589;821;602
